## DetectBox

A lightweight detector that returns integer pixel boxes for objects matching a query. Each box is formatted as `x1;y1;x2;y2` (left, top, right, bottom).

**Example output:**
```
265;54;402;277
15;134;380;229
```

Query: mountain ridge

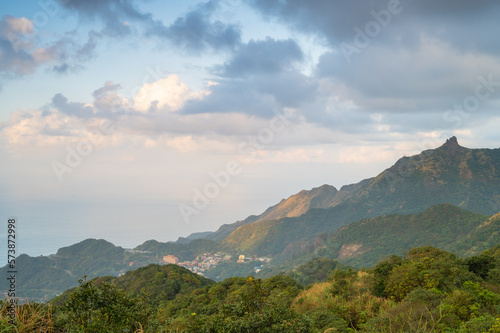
220;137;500;257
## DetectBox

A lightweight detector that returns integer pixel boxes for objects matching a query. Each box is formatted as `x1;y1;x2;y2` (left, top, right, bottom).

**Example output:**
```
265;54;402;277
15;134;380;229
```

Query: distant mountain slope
221;137;500;257
298;204;489;268
0;254;75;302
0;239;131;301
204;184;347;241
175;231;214;244
451;211;500;256
54;239;127;278
135;238;219;260
0;239;161;301
257;184;339;221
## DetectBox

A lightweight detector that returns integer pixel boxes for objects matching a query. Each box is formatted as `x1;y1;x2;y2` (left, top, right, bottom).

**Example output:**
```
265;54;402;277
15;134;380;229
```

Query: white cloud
133;74;210;112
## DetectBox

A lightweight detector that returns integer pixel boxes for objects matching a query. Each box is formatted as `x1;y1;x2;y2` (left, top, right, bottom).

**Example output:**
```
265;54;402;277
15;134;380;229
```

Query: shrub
55;277;158;333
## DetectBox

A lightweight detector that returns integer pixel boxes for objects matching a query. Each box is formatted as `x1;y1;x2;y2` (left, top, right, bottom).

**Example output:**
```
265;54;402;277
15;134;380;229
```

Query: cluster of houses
162;252;231;275
161;253;271;276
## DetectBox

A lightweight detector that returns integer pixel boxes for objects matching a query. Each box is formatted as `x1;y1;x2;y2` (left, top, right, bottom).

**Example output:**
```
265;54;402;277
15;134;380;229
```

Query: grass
0;298;54;333
293;271;395;330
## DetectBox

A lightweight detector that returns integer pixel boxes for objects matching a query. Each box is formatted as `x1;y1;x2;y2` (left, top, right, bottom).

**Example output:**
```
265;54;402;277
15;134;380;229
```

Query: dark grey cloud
315;42;500;115
180;37;315;117
59;0;241;52
182;71;317;118
58;0;151;37
147;0;241;52
52;63;70;73
241;0;500;137
214;37;303;77
92;81;122;98
74;30;101;62
246;0;500;53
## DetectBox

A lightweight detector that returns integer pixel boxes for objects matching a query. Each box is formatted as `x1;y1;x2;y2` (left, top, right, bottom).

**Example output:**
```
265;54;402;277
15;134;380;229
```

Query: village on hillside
162;253;272;276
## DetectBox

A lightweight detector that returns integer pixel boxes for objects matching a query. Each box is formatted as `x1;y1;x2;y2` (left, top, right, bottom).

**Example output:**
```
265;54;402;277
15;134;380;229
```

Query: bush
55;277;158;333
305;308;349;332
405;287;442;307
184;277;312;332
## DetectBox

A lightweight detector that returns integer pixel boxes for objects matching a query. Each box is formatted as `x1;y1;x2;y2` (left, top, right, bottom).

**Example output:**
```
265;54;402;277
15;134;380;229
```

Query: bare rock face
440;136;464;153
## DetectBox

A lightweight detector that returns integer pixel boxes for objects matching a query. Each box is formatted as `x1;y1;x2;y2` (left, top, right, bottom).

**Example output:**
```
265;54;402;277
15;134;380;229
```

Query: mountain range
208;137;500;258
2;137;500;300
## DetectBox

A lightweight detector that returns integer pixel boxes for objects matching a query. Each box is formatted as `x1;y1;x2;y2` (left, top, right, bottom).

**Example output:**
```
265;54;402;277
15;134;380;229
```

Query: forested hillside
2;245;500;332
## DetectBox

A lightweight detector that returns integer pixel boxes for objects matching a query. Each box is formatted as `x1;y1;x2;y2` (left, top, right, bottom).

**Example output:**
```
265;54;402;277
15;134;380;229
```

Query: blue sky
1;0;500;255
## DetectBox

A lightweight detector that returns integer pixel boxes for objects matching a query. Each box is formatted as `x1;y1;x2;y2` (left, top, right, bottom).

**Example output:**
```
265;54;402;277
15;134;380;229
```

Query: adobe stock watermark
32;0;70;28
443;74;500;129
51;120;114;182
384;73;500;191
340;0;407;63
178;109;295;224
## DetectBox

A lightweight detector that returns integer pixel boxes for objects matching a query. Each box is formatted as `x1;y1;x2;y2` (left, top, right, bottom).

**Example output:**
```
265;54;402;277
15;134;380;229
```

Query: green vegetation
290;204;490;268
0;254;77;302
2;245;500;332
161;275;308;332
286;257;350;286
54;239;128;278
0;238;218;301
53;278;158;333
293;246;500;332
51;264;213;308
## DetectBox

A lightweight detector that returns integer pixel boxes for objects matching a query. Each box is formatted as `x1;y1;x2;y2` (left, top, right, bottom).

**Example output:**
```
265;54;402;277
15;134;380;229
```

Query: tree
56;277;157;333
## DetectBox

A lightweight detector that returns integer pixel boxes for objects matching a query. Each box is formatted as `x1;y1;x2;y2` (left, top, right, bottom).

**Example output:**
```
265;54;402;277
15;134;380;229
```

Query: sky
1;0;500;256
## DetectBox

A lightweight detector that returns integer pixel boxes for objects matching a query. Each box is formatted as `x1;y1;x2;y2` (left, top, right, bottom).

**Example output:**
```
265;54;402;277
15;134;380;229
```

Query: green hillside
0;239;162;301
53;239;128;278
451;212;500;256
18;245;497;332
0;254;75;302
295;204;489;268
51;263;213;308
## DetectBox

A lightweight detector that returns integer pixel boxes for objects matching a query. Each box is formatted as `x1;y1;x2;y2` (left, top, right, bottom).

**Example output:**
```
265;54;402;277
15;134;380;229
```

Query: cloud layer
2;0;500;154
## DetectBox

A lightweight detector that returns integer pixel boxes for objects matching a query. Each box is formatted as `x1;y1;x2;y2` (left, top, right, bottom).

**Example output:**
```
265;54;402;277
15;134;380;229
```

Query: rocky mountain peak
439;136;464;153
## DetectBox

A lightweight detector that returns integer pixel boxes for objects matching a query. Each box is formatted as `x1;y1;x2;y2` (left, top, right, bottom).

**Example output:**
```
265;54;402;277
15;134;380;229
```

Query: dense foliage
163;275;309;332
53;277;158;333
51;264;213;308
2;245;499;332
297;204;489;268
286;257;350;286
